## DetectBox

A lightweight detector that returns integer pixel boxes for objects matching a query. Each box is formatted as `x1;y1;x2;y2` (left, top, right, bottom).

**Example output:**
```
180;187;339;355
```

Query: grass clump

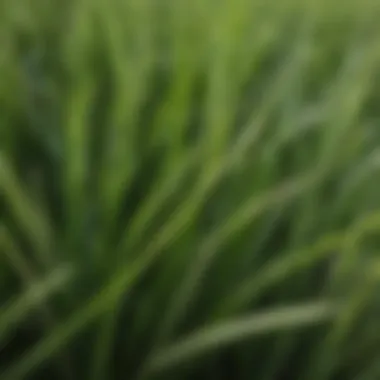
1;0;380;379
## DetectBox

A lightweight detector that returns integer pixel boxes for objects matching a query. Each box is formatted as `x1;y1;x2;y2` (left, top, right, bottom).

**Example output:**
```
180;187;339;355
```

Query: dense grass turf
1;0;380;379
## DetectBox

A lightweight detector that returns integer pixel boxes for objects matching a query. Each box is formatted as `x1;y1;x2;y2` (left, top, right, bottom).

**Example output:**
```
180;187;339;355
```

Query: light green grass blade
0;265;72;344
146;301;338;375
62;76;95;252
97;0;154;231
0;225;35;284
0;154;54;268
214;233;342;317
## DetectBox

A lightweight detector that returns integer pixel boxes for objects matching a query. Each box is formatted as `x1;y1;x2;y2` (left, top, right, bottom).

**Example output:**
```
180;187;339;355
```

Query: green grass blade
146;301;338;375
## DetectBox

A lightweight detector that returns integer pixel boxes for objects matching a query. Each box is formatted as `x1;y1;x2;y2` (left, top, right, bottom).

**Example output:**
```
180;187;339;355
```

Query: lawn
1;0;380;379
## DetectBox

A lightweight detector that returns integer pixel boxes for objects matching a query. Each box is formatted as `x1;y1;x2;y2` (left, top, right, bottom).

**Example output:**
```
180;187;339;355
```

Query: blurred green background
1;0;380;379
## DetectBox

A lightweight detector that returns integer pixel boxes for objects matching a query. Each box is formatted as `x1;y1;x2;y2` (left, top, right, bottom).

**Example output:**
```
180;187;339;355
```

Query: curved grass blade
145;301;339;375
0;264;73;344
